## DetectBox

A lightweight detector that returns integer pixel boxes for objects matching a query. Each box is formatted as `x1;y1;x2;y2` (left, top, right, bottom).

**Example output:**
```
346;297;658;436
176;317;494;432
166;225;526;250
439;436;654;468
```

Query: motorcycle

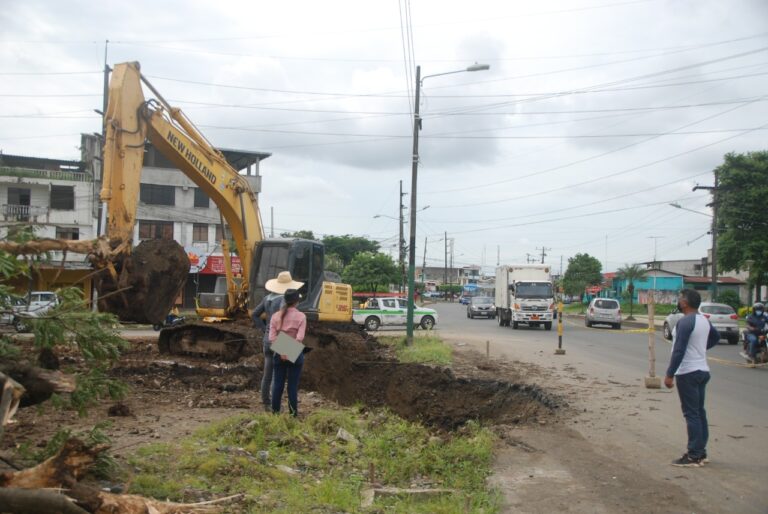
153;313;185;331
740;327;768;366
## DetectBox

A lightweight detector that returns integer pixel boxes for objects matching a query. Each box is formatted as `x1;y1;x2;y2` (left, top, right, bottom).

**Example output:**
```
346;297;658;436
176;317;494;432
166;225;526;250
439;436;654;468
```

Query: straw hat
265;271;304;294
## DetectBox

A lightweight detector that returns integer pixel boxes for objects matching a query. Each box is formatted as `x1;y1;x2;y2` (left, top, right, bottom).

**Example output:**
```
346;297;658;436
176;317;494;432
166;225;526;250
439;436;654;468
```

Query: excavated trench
115;329;561;431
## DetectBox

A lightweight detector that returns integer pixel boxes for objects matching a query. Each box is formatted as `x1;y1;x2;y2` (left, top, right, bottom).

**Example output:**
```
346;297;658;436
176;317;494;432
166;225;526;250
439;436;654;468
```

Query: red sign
585;286;602;294
199;255;242;275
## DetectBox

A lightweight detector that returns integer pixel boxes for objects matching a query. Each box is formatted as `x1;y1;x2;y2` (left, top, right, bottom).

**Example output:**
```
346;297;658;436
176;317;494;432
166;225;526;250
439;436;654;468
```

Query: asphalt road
430;301;768;513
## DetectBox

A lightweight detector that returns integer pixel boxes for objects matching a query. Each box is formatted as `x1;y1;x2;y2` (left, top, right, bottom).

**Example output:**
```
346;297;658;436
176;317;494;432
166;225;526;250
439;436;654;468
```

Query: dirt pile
94;240;189;325
114;330;560;430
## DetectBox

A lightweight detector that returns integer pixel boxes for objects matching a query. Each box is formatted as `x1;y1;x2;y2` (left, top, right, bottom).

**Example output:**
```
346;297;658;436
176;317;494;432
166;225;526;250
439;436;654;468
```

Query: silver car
585;298;621;329
662;302;739;345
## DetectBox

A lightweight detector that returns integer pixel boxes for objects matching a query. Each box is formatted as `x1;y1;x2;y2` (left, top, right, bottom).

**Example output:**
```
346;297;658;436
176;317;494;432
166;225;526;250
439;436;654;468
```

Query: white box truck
495;264;555;330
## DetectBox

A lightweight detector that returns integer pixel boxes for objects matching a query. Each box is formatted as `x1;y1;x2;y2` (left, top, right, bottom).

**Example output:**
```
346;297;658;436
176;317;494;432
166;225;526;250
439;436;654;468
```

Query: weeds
379;334;453;366
128;407;499;513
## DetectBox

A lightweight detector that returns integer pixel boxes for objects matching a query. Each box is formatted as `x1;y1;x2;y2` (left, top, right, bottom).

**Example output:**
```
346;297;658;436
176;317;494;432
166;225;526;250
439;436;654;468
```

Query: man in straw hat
252;271;304;411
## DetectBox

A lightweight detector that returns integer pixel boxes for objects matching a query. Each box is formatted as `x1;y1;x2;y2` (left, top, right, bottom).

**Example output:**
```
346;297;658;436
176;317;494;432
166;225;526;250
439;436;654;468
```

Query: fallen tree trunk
0;362;76;407
0;437;229;513
0;487;89;514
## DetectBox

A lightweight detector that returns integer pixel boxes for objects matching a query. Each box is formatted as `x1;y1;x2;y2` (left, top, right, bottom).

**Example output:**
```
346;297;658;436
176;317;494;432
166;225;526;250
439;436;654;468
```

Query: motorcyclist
744;302;767;362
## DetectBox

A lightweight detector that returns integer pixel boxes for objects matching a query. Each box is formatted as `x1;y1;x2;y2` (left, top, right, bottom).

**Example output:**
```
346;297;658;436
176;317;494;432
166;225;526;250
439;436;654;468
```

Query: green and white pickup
353;297;438;331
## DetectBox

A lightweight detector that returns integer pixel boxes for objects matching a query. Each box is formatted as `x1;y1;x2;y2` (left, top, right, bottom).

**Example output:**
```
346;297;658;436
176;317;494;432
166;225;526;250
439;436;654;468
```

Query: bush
715;290;741;311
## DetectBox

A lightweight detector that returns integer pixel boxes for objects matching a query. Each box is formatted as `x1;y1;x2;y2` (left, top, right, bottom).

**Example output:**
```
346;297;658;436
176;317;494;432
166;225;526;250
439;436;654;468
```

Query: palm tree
615;264;648;321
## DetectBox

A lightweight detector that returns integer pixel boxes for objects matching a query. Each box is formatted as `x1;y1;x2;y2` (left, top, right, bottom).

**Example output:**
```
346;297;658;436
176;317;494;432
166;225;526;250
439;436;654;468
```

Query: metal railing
2;204;48;222
0;166;92;182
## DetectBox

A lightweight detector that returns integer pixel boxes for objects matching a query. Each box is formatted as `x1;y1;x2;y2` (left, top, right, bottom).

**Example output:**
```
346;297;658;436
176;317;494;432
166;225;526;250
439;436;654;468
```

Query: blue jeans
676;370;710;459
745;332;760;358
272;352;305;416
261;340;274;406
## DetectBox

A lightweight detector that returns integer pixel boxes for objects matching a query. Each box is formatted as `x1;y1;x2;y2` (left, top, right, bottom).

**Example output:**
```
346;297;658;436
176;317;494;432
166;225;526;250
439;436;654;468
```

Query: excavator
2;61;354;361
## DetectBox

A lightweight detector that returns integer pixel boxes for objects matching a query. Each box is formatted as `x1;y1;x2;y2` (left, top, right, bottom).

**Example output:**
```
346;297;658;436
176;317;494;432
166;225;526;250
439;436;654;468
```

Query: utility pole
537;246;550;264
422;236;427;283
270;207;274;237
444;232;448;286
497;245;500;267
694;170;719;301
449;238;455;293
399;180;406;293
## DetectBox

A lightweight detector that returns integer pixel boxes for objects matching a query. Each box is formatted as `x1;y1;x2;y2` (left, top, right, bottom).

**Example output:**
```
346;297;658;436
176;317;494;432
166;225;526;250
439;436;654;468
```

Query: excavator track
158;321;258;362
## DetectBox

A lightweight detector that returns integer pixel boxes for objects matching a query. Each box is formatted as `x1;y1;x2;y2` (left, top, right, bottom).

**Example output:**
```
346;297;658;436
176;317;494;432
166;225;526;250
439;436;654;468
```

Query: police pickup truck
353;297;438;331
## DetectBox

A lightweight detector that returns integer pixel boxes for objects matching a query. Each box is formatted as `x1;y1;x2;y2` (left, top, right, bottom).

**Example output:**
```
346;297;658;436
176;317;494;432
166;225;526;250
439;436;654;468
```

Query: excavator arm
101;61;263;317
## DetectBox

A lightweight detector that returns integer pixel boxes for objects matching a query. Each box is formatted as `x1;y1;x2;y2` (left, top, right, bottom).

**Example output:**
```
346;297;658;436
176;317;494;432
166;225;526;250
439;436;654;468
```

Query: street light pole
406;63;489;345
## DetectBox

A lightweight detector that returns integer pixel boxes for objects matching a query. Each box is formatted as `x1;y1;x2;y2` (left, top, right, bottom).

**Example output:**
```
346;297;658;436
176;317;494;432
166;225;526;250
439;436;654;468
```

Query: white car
353;297;438;331
0;295;27;325
662;302;739;345
11;291;60;332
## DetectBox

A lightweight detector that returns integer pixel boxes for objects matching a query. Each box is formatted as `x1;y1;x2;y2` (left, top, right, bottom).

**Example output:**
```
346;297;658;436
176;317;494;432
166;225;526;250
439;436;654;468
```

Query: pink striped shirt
269;307;307;343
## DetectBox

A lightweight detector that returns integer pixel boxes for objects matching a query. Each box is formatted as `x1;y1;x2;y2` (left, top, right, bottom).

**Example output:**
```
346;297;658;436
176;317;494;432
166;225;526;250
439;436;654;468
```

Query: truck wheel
364;316;381;331
152;323;163;331
544;322;552;331
585;319;592;328
420;316;435;330
512;321;519;329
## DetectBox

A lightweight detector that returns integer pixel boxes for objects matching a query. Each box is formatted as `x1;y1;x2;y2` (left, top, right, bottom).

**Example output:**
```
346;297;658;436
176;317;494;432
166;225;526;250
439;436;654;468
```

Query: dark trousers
261;340;274;406
676;370;711;459
745;332;759;358
272;353;304;416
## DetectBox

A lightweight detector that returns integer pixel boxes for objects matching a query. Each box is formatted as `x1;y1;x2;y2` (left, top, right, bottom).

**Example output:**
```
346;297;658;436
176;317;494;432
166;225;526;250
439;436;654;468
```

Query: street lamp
406;63;490;344
671;195;718;300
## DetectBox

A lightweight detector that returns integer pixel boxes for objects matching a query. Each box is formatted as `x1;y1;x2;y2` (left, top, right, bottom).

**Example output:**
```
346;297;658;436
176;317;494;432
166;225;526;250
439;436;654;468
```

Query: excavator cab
250;239;325;320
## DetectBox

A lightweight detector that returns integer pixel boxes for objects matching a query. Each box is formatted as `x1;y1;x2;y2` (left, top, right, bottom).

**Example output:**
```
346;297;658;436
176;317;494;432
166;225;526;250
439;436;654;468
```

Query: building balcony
2;204;49;222
0;166;92;183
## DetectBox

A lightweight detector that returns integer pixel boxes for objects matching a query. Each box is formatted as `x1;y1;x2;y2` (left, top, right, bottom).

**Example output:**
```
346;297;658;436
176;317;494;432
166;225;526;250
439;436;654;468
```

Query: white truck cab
495;265;554;330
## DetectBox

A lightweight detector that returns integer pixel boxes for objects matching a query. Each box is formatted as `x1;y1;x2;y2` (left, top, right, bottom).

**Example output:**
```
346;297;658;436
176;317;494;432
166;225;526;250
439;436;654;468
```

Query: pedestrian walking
269;288;308;417
252;271;303;412
664;289;720;467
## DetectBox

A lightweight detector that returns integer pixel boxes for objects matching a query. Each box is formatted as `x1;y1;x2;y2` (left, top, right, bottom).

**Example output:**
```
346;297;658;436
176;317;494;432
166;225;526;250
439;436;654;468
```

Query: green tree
0;246;126;417
715;151;768;301
280;229;316;240
615;263;647;320
715;290;741;311
342;252;399;294
562;253;603;299
322;235;380;268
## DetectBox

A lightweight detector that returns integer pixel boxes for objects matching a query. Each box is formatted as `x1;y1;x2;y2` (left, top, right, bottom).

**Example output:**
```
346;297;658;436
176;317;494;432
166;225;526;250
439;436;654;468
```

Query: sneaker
672;454;703;467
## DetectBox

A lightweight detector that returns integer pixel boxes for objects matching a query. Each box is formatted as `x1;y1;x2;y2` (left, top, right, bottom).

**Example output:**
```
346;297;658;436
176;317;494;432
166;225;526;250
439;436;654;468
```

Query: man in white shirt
665;289;720;467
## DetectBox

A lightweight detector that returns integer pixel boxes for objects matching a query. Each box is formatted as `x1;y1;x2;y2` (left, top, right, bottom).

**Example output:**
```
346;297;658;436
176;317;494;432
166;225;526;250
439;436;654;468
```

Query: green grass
127;408;500;513
378;334;453;366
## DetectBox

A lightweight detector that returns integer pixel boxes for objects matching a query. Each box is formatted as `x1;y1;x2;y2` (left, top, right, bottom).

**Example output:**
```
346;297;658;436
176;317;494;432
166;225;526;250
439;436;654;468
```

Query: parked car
11;291;60;332
353;297;438;331
585;298;621;329
0;295;27;325
662;302;739;344
467;296;495;319
459;295;472;305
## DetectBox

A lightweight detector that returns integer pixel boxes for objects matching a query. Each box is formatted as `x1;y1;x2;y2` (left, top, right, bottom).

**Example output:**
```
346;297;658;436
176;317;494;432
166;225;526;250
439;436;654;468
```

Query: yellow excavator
92;61;353;359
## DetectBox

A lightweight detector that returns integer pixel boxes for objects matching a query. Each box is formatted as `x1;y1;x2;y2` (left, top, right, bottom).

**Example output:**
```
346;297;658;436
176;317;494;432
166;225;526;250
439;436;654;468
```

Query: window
50;185;74;210
595;299;619;309
55;227;79;240
214;225;231;242
140;184;175;206
138;220;173;240
194;188;210;208
193;223;208;242
382;299;397;309
7;187;30;206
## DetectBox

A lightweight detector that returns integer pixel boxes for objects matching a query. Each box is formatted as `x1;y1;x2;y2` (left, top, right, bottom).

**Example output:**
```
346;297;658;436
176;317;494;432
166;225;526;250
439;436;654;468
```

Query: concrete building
0;152;96;292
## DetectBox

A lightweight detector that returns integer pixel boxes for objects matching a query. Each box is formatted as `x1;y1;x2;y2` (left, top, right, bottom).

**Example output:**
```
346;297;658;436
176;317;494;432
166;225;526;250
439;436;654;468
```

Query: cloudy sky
1;0;767;274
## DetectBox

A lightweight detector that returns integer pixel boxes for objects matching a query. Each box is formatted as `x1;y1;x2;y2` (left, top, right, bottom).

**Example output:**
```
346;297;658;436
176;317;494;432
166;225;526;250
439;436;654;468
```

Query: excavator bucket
93;239;189;325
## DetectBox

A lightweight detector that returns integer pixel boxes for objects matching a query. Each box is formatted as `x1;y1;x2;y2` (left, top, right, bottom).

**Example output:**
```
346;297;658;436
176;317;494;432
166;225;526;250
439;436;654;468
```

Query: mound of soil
112;328;560;431
94;240;189;325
